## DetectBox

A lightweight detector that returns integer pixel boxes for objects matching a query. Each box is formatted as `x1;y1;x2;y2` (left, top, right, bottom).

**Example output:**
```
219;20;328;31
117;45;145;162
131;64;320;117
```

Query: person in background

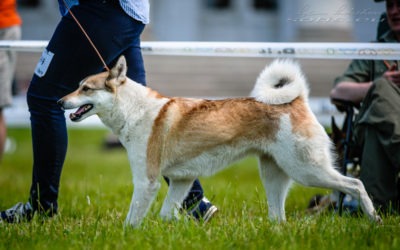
0;0;217;223
0;0;22;162
330;0;400;213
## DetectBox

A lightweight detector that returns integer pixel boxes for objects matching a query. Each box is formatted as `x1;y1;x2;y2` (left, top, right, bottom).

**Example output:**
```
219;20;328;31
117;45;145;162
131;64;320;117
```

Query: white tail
250;60;309;105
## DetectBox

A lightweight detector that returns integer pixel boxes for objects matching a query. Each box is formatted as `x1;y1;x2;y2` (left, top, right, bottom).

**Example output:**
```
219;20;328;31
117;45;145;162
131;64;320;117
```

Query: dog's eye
82;86;91;92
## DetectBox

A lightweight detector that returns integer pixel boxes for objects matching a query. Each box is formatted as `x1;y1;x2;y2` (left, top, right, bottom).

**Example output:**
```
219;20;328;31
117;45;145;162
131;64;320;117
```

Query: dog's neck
98;80;169;138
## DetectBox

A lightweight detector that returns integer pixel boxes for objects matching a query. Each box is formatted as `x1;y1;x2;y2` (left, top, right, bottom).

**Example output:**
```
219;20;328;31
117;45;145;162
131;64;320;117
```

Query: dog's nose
57;99;64;109
57;99;63;106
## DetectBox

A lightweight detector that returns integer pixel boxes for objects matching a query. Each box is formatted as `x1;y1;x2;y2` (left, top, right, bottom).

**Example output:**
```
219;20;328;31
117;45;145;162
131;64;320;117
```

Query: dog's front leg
124;178;160;228
160;178;195;221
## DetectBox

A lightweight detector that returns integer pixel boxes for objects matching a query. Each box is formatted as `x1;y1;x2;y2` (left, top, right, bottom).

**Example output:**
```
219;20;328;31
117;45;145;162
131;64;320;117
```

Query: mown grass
0;128;399;250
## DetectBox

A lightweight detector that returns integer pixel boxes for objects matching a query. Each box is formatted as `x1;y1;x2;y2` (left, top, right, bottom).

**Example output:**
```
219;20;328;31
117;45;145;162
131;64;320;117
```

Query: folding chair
330;98;361;215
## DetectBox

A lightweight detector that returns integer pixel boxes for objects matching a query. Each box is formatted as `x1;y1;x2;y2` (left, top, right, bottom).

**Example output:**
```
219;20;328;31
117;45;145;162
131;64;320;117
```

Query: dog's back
146;61;332;196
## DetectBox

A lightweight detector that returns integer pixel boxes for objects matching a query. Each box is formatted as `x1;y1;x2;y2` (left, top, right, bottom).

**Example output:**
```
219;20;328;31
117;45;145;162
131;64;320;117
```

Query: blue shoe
0;202;33;223
189;197;218;222
335;194;360;215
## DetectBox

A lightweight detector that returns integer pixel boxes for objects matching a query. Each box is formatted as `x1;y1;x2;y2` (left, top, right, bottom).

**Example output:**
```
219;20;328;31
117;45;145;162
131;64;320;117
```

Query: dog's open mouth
70;104;93;121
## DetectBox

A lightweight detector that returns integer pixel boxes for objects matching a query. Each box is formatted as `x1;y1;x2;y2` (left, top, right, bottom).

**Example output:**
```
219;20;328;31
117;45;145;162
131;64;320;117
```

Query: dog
58;56;381;227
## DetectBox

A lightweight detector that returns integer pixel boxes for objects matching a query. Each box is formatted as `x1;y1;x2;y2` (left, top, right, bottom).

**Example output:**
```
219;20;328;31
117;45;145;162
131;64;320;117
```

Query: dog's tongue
69;104;91;121
74;105;88;116
69;112;79;121
69;108;83;121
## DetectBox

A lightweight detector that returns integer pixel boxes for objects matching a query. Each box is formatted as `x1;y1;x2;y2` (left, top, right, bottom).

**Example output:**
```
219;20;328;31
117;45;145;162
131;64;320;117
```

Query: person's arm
330;81;373;104
331;63;400;105
331;59;373;106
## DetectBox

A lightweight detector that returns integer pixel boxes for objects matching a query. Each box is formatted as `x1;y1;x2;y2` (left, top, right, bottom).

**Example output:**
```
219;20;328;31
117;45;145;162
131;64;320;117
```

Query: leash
61;0;110;71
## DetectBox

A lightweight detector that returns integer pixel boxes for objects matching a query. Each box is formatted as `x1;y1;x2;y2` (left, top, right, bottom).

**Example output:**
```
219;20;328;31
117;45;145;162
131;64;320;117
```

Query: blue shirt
58;0;150;24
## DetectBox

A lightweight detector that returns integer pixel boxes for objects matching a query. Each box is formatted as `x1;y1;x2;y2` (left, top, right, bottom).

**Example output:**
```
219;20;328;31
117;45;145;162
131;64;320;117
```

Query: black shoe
189;197;218;222
0;202;34;223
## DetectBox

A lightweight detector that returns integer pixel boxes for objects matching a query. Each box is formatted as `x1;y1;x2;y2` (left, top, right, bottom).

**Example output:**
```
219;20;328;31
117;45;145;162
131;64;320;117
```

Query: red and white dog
58;56;381;227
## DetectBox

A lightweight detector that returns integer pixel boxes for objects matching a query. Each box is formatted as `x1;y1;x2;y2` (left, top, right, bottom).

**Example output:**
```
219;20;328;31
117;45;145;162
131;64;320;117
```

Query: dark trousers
27;0;203;213
354;78;400;212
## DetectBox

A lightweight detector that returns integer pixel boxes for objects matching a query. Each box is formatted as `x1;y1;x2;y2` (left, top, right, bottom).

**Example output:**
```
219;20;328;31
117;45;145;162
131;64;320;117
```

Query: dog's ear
109;55;127;83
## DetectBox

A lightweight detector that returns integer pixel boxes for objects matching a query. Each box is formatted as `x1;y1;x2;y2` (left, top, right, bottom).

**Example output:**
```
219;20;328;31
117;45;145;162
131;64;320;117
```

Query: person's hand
383;64;400;87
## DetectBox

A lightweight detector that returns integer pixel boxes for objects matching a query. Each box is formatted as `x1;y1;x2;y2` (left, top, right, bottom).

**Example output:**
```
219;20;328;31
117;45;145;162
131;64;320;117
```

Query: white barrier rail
1;40;400;60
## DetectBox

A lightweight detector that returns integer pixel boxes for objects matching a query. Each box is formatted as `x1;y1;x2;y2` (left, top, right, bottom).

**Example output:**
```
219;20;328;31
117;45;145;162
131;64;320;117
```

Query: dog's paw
374;215;383;224
123;217;142;229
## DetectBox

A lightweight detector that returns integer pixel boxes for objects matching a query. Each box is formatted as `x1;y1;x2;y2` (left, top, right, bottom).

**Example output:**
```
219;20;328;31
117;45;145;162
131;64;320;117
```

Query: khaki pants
353;77;400;212
0;25;21;108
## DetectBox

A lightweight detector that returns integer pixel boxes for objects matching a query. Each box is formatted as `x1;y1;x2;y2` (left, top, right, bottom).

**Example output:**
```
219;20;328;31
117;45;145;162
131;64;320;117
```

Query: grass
0;128;399;250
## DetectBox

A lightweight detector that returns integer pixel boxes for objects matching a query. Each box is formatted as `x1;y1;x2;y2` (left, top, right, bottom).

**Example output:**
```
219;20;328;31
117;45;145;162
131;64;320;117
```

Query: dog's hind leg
291;164;381;223
124;177;161;228
258;155;292;222
160;178;196;221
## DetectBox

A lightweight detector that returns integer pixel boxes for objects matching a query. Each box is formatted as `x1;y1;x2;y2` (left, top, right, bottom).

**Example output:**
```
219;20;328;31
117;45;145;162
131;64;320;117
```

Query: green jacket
334;30;400;168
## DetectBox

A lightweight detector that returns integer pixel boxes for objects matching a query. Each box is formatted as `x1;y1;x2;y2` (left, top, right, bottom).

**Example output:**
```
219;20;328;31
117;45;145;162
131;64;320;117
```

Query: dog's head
58;56;127;122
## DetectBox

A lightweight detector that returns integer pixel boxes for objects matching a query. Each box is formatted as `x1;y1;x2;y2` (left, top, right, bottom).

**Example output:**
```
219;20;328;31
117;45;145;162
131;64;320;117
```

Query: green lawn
0;128;399;250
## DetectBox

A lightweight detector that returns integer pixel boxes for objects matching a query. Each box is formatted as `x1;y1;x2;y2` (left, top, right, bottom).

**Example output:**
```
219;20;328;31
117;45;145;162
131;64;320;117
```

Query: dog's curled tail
250;59;309;105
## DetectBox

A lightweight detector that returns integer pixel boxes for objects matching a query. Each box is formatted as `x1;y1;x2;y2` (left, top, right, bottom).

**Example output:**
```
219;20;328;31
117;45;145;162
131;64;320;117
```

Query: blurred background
7;0;386;127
